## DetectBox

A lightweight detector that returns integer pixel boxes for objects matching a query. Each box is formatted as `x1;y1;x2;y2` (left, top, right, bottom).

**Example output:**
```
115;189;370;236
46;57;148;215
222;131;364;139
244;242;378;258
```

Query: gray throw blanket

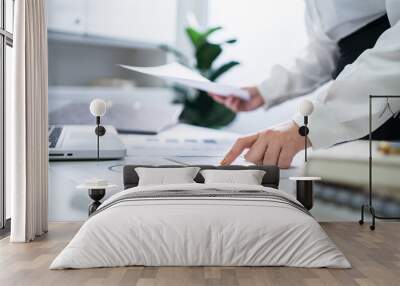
91;189;311;217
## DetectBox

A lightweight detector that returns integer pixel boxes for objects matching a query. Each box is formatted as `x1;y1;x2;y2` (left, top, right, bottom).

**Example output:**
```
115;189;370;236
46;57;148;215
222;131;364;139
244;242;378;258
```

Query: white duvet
50;183;351;269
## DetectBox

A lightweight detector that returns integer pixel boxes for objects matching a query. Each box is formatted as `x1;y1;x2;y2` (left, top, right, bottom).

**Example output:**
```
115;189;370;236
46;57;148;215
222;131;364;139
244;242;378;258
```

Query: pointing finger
221;134;258;166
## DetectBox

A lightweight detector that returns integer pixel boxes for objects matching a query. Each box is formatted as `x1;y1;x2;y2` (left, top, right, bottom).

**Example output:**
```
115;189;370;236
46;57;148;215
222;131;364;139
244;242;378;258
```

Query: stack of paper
120;62;250;100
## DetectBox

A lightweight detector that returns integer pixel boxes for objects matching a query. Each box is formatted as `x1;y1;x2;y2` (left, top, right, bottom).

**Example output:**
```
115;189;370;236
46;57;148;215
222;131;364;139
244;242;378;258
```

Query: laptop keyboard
49;127;63;148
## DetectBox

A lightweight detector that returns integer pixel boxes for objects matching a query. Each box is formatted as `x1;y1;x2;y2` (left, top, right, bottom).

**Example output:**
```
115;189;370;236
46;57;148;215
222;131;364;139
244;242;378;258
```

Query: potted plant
174;24;240;128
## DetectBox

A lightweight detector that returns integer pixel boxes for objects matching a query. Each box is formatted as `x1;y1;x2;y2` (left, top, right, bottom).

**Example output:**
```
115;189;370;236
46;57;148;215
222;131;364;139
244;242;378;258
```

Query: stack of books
304;140;400;200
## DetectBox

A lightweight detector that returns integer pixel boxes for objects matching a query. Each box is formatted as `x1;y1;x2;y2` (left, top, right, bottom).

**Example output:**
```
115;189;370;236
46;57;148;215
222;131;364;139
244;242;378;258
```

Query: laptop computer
49;101;182;135
49;125;127;161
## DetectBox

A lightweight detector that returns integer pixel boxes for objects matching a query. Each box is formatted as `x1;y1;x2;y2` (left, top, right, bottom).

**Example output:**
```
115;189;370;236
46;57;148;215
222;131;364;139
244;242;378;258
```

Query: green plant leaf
202;26;223;39
196;43;222;71
224;38;237;44
179;92;236;128
186;27;203;48
209;61;240;81
186;26;224;49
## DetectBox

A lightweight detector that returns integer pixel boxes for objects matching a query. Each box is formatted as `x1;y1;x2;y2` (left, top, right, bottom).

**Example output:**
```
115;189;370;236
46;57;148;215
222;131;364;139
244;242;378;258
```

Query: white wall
208;0;308;86
208;0;309;134
176;0;209;61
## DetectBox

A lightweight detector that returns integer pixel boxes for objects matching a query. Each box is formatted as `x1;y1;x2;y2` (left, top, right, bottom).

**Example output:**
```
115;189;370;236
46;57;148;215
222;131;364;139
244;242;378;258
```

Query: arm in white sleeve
292;15;400;149
258;13;339;107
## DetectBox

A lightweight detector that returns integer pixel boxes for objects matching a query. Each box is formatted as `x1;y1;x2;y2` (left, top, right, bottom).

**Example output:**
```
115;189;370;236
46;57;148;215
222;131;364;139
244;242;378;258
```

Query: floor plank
0;222;399;286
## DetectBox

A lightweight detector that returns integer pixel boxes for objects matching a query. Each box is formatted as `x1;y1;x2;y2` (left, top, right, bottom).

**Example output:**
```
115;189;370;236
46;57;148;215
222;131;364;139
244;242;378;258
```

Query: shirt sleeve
257;12;339;108
292;16;400;149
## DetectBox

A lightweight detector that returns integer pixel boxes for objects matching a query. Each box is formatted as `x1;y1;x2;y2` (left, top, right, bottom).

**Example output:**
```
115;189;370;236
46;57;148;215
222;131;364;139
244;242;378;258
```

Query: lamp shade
298;99;314;116
90;99;107;117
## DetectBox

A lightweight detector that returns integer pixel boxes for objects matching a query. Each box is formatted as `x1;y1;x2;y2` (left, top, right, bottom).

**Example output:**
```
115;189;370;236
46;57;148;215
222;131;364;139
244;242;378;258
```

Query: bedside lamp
76;99;115;216
90;99;107;161
298;99;314;162
290;99;321;211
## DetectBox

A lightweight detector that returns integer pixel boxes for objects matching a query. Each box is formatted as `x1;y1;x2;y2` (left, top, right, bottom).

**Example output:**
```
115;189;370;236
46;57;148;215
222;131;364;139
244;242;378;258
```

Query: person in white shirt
211;0;400;168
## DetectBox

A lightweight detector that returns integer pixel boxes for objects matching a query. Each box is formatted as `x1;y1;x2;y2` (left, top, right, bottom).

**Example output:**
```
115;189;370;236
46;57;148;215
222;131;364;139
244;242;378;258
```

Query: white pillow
135;167;200;186
200;169;266;185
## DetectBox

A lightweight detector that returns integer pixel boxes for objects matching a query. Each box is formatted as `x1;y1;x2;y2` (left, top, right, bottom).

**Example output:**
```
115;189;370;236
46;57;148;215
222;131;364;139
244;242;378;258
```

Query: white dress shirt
258;0;400;149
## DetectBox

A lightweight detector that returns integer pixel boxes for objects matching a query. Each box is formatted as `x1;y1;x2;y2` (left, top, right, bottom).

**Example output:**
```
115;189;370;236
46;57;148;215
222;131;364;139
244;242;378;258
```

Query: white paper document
119;62;250;100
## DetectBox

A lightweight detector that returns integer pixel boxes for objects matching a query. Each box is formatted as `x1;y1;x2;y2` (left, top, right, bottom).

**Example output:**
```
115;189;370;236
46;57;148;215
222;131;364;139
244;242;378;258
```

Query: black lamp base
296;180;313;210
88;188;105;215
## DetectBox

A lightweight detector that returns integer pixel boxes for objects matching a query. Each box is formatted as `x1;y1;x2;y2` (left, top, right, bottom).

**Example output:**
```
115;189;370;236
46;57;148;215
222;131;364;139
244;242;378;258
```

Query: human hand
220;121;311;169
209;86;265;112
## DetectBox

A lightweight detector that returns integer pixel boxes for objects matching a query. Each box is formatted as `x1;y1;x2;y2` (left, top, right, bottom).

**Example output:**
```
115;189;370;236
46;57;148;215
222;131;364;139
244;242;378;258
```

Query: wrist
291;120;312;149
256;80;270;108
257;77;285;109
241;86;265;111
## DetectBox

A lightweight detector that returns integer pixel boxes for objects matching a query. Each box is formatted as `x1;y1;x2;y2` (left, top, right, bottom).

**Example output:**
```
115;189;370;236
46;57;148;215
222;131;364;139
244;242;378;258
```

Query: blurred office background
48;0;307;132
47;0;400;221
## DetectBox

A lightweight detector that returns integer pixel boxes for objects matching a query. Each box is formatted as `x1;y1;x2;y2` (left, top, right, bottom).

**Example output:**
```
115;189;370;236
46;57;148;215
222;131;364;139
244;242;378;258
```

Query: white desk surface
49;124;304;221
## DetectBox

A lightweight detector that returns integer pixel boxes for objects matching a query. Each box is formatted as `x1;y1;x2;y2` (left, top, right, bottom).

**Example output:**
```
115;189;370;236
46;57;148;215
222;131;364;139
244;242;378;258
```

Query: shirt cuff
257;80;278;109
291;100;351;149
257;66;290;109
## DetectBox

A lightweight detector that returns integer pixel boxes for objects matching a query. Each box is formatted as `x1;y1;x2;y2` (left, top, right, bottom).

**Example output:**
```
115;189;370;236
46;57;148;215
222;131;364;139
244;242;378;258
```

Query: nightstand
289;177;321;210
77;179;117;215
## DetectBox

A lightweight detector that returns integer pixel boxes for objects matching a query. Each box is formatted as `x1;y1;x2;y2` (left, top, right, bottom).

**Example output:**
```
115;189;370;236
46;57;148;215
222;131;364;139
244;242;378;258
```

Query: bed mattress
50;183;350;269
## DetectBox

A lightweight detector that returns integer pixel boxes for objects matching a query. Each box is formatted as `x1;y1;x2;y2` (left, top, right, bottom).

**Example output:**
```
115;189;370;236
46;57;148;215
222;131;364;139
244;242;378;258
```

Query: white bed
50;183;350;269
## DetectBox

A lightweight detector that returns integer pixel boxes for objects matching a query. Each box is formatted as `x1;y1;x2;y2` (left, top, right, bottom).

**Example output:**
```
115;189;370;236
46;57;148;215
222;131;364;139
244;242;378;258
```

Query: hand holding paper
119;62;250;101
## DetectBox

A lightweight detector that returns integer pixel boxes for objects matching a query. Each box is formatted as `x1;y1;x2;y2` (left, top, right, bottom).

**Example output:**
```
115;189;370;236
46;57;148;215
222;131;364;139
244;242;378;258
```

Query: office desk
49;124;303;221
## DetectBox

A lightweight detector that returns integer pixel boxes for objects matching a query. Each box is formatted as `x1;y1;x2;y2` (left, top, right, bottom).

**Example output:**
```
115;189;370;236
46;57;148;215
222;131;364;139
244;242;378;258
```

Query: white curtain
9;0;49;242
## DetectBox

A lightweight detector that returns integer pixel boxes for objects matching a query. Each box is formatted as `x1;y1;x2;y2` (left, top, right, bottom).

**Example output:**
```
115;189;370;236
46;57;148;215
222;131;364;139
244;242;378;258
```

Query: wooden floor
0;222;399;286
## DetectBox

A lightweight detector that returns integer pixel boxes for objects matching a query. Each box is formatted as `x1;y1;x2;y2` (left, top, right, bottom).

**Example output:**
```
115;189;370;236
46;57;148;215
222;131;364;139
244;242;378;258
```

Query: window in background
208;0;308;86
0;0;13;232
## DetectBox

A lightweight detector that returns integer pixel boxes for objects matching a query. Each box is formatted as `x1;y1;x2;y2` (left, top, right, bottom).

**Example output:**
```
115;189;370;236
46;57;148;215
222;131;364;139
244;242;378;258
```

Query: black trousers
332;14;400;141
